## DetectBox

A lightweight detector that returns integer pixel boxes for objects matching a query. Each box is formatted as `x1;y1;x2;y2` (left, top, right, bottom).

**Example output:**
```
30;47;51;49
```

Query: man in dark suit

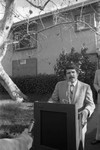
48;63;95;149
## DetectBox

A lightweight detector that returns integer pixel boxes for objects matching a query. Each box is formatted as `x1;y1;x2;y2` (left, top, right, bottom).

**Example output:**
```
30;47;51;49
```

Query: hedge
0;74;60;95
0;74;97;103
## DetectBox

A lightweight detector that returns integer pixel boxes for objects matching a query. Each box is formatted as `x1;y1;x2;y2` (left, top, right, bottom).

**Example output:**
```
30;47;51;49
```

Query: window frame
13;24;37;51
75;13;94;31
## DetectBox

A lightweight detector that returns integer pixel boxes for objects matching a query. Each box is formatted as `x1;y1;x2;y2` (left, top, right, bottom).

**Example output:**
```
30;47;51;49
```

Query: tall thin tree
0;0;27;102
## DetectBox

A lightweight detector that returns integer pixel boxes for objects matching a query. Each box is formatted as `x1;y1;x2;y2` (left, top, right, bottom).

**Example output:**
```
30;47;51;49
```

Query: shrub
0;74;60;95
54;47;97;82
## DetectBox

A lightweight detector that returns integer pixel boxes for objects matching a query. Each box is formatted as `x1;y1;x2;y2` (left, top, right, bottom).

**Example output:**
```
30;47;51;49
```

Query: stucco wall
37;23;96;74
2;21;97;76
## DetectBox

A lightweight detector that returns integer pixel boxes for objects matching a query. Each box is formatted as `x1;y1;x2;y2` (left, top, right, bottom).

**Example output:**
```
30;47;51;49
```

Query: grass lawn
27;93;51;102
0;93;51;102
0;93;51;137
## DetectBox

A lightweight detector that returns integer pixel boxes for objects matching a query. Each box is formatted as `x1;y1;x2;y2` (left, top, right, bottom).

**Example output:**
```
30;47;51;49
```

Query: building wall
12;48;37;77
10;16;54;76
37;23;96;74
2;3;98;77
2;22;97;76
12;57;37;77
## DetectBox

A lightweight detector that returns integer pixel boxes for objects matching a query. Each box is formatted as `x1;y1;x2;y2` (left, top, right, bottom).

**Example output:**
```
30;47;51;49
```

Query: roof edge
13;0;98;27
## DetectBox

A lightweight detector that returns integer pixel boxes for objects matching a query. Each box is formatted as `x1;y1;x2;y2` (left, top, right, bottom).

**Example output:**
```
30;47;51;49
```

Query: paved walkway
85;105;100;150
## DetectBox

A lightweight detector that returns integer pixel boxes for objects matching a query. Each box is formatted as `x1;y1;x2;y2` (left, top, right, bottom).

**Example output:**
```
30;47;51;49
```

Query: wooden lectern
34;101;82;150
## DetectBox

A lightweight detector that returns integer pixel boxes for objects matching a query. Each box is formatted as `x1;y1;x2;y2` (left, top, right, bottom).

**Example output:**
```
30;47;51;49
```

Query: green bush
54;47;97;82
16;74;59;94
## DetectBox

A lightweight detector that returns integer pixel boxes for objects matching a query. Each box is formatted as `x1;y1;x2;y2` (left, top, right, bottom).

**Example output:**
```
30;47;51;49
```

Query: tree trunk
0;0;27;102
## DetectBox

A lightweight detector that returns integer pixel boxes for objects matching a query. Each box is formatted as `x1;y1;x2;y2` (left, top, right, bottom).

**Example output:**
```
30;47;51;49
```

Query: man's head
64;63;79;83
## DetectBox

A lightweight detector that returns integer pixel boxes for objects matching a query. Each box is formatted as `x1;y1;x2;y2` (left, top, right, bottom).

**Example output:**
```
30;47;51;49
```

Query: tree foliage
54;47;97;85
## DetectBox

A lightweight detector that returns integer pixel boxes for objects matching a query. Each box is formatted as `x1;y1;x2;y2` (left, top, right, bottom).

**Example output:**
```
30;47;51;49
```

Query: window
76;13;94;31
53;12;60;25
13;23;37;50
53;12;76;25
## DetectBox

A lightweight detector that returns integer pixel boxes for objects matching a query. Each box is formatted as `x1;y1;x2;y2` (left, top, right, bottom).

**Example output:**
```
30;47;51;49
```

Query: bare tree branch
26;0;51;11
43;0;51;9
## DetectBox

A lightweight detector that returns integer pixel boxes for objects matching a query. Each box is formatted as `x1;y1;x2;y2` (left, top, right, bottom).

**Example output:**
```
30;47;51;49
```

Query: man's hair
64;62;79;76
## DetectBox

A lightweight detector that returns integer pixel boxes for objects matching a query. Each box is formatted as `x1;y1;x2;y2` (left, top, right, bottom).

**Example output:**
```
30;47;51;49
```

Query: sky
15;0;70;22
0;0;88;23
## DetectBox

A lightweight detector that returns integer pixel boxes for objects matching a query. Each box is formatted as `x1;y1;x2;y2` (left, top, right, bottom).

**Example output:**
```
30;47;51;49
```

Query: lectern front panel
40;110;67;150
34;102;79;150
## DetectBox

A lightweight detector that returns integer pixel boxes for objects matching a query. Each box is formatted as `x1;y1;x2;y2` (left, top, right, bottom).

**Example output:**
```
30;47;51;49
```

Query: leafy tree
54;47;97;85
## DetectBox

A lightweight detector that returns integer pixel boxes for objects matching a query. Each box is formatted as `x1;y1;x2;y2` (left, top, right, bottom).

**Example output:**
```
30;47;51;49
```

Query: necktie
70;84;74;101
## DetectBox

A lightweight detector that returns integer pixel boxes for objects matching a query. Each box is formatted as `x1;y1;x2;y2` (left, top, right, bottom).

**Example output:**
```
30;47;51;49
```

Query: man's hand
48;99;54;103
79;109;89;127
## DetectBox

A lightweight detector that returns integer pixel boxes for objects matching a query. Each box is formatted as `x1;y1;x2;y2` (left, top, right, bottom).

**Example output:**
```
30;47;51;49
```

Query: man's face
66;69;78;83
